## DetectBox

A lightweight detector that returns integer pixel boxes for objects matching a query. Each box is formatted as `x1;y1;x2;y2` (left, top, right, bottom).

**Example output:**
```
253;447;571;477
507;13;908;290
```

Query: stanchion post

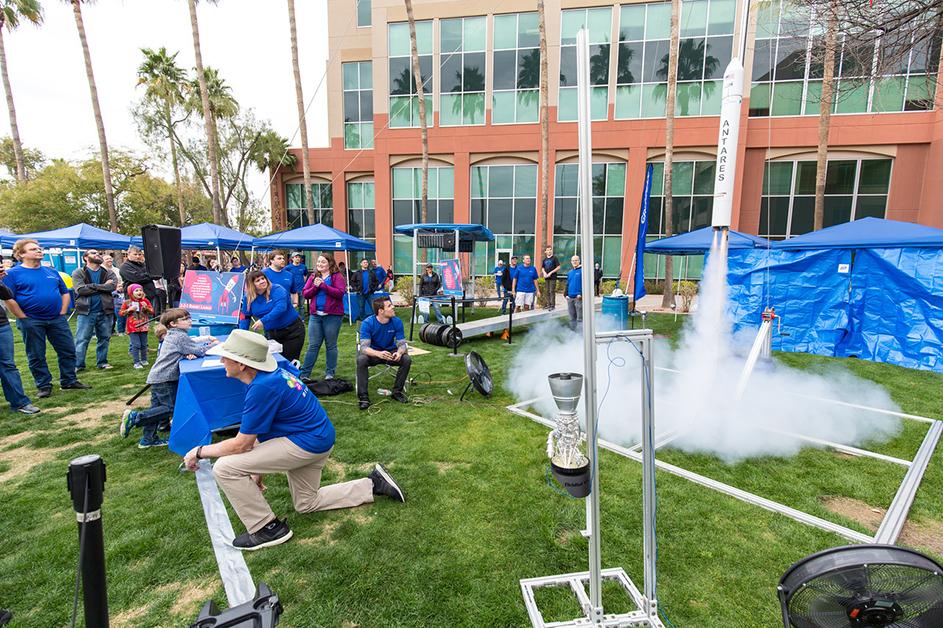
67;454;109;628
508;303;514;344
409;295;417;341
450;296;458;356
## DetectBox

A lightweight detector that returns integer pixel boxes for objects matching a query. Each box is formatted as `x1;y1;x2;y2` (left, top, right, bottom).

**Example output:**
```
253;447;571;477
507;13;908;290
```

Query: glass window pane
671;161;694;196
646;3;671;40
357;0;371;27
644;39;670;82
671;196;692;233
343;63;359;90
363;182;375;208
605;197;623;234
855;195;886;220
762;197;790;236
676;81;702;116
872;77;905;113
360;62;372;89
589;44;611;85
691;196;712;229
489;166;514;197
363;210;375;237
492;90;515;124
558;87;578;121
825;160;856;194
693;161;714;194
441;54;463;93
518;49;540;89
647;198;663;233
615;84;641;118
774;37;807;80
441;18;462;54
493;50;517;90
463;93;484;124
556;164;578;197
794;161;817;195
649;162;665;196
344;123;360;149
439;168;454;198
591;86;609;120
755;0;780;38
489;198;513;232
561;10;585;46
463;53;486;91
592;197;605;233
642;83;667;117
344;91;360;121
607;163;626;196
708;0;735;35
392;168;413;199
514;165;537;197
701;79;722;114
749;82;771;116
519;13;539;47
858;160;891;194
514;199;536;234
416;21;433;55
617;42;643;84
389;57;412;95
790;197;814;235
905;75;934;111
285;184;302;208
681;0;708;37
771;81;803;116
517;89;539;122
393;199;413;226
348;182;363;209
471;167;487;198
470;198;486;224
763;162;793;195
464;16;486;51
588;7;612;43
752;39;774;82
705;36;731;80
555;197;578;233
592;163;606;196
620;5;645;41
389;96;411;127
494;14;517;49
835;81;869;113
361;122;374;148
560;47;578;87
678;38;705;81
823;196;852;228
440;94;462;126
438;200;454;223
389;23;409;56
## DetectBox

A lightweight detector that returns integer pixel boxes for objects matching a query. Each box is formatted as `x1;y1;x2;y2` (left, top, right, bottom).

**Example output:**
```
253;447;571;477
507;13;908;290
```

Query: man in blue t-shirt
263;252;299;308
71;249;118;371
565;255;583;331
356;296;411;410
493;259;505;304
229;256;247;273
350;258;379;322
512;254;540;312
372;259;387;290
3;239;90;397
183;330;405;551
287;253;308;302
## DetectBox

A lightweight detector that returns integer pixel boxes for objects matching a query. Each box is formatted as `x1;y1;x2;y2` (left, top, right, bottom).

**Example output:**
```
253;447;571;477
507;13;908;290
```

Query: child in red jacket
119;283;154;369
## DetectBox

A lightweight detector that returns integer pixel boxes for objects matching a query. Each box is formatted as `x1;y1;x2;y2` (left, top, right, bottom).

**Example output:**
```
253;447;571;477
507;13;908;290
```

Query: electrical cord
70;476;90;628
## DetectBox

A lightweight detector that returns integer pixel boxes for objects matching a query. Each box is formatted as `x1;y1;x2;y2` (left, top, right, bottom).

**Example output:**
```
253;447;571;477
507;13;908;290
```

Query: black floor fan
460;351;492;401
778;544;943;628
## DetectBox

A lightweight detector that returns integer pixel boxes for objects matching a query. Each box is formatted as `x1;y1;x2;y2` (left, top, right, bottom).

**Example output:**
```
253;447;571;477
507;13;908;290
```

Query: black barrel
419;322;461;348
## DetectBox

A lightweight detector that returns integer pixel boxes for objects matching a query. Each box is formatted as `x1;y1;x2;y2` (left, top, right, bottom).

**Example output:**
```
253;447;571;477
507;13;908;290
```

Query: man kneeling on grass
182;330;405;550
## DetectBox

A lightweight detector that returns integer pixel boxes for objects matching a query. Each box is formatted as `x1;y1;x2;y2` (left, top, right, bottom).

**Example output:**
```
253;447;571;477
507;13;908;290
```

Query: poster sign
180;270;245;324
441;258;463;297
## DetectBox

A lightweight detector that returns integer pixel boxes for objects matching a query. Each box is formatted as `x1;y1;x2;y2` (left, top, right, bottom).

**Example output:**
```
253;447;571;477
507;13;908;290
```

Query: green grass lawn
0;311;941;627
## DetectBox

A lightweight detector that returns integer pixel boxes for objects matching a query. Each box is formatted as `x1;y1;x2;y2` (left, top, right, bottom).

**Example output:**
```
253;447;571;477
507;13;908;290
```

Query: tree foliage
0;135;43;180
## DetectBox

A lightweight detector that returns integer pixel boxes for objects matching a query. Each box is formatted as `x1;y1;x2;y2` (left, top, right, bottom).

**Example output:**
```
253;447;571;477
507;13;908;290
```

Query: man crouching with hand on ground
182;330;405;551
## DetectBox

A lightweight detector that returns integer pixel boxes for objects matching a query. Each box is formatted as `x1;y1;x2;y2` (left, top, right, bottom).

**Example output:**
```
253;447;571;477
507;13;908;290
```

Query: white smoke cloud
507;240;901;463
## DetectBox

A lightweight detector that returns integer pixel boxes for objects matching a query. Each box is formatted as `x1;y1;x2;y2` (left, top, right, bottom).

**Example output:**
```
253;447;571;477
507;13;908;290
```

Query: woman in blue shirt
239;270;305;362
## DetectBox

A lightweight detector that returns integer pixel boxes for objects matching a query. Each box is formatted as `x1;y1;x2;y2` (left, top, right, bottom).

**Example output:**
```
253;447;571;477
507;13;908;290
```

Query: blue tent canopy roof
252;223;375;251
10;223;132;249
179;222;255;250
773;217;943;250
645;227;771;255
393;223;495;242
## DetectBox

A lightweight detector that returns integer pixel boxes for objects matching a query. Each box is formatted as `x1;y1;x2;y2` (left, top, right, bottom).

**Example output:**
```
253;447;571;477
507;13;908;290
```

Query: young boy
120;308;218;448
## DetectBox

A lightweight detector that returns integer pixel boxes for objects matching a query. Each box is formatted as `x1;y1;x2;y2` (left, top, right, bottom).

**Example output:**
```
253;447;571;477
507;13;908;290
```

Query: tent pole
412;229;418;310
345;262;352;325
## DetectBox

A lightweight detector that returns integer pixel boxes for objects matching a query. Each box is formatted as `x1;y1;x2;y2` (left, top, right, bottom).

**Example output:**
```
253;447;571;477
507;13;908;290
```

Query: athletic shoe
391;392;408;404
36;388;52;399
120;409;138;438
16;404;41;415
98;364;113;370
76;366;86;372
138;437;168;449
232;518;292;551
359;398;371;411
324;374;334;380
133;363;143;370
141;360;148;366
62;381;91;390
370;464;405;503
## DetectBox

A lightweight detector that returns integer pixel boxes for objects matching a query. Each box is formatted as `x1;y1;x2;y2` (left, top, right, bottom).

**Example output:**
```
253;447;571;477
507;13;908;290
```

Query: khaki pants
213;437;374;533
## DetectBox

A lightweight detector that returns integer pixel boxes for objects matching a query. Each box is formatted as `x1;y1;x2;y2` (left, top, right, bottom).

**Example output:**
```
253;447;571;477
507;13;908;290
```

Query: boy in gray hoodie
120;308;219;448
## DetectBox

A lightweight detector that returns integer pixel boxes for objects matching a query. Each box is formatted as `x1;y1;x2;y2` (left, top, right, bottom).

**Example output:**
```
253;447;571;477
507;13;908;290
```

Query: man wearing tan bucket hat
182;329;405;550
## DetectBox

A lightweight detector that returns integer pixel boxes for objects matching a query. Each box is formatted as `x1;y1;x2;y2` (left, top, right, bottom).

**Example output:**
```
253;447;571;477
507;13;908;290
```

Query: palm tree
661;0;680;309
137;47;188;225
0;0;41;183
537;0;549;254
404;0;428;228
187;0;223;225
187;66;236;225
657;39;720;115
69;0;116;231
286;0;314;225
814;3;838;230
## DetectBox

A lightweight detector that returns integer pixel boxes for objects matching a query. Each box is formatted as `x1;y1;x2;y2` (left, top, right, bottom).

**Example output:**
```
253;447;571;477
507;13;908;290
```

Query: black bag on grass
304;377;353;396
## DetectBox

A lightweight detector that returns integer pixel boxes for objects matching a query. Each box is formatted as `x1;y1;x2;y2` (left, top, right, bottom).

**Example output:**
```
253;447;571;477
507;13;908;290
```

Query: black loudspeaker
141;224;181;279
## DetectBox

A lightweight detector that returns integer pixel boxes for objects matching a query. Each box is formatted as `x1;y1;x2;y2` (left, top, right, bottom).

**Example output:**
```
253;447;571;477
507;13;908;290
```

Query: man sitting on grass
182;330;405;551
356;297;411;410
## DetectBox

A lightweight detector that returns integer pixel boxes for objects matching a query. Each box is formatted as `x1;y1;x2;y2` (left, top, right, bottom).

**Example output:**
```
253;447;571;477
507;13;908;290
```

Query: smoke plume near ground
507;246;901;462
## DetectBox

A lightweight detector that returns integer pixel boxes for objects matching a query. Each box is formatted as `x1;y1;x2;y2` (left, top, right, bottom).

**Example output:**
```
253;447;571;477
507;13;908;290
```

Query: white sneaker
133;362;143;369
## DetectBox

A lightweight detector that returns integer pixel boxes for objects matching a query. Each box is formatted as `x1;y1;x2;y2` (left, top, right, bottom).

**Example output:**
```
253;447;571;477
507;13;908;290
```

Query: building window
389;21;433;128
559;7;612;122
492;12;540;124
392;166;455;274
553;162;626;276
645;160;715;279
285;182;333;229
344;62;373;149
750;0;939;117
759;159;892;239
470;164;537;267
615;0;734;119
356;0;371;27
347;181;376;246
440;16;486;126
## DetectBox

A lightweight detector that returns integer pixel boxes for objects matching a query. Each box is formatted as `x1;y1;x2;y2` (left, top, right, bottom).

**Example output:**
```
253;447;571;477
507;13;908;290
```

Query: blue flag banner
634;163;654;302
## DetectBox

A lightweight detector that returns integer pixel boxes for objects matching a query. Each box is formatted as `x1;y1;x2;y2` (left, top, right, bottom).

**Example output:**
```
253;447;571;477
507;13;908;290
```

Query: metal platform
454;298;603;340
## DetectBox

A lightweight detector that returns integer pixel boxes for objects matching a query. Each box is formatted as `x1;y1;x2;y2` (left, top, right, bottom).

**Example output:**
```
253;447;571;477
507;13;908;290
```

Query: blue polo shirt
240;368;335;453
566;267;583;298
263;267;296;302
515;265;539;293
360;314;405;352
2;264;69;320
239;283;299;331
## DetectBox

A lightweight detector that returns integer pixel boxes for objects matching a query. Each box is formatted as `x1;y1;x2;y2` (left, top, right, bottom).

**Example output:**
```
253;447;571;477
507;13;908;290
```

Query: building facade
270;0;943;280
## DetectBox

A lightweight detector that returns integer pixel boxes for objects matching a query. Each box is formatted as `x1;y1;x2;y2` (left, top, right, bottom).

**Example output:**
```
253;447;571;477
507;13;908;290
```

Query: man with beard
119;246;160;314
72;249;119;371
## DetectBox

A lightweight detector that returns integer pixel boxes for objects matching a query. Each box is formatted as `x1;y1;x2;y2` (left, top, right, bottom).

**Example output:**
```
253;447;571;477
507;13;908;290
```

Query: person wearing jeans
349;258;379;322
565;255;583;331
72;249;118;370
0;276;39;414
2;239;89;398
300;254;346;380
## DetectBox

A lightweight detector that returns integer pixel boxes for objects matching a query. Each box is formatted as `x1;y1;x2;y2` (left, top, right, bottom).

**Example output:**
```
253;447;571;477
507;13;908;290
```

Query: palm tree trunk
404;0;428;223
188;0;224;225
661;0;680;309
287;0;315;225
814;3;838;232
166;104;187;226
71;0;117;231
537;0;550;255
0;25;26;183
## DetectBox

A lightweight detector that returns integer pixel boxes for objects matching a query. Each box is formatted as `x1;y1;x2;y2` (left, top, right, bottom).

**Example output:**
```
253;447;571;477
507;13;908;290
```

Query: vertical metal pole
576;27;603;621
640;337;658;617
412;229;419;305
67;454;109;628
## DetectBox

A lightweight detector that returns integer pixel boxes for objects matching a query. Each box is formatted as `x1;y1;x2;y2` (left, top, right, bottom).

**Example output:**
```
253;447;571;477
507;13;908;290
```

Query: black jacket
71;266;119;315
348;268;379;293
501;266;515;291
119;260;157;301
419;271;442;297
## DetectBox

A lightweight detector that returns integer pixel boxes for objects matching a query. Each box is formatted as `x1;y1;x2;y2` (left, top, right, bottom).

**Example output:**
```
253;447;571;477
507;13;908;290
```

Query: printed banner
180;270;245;324
441;258;463;297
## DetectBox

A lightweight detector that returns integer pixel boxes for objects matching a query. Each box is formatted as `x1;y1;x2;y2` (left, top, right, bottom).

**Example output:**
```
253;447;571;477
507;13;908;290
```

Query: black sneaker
36;388;52;399
391;392;408;404
62;381;91;390
232;518;292;551
369;464;405;503
359;397;370;411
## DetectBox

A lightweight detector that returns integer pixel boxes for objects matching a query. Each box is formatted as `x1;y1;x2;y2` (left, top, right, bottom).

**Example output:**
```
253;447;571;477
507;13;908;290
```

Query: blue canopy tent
0;229;16;249
253;223;376;323
644;227;771;255
393;223;494;299
728;218;943;372
13;223;133;249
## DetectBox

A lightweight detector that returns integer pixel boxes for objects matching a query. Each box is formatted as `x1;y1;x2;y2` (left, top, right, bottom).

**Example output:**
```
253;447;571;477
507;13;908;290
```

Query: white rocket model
711;58;744;230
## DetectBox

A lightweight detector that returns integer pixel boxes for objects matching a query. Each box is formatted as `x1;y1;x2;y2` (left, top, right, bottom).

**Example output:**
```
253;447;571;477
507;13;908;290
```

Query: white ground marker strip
195;460;256;606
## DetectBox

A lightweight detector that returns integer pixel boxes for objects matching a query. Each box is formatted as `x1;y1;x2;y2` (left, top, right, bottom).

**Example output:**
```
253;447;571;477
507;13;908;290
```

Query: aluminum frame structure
519;29;665;628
